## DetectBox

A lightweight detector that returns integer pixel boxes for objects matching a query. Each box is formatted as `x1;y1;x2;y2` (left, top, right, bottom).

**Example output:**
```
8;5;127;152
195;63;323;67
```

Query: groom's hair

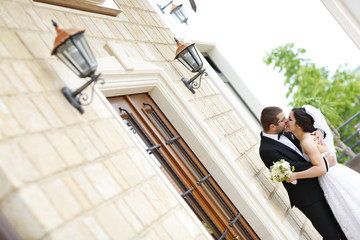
292;108;316;132
260;106;282;131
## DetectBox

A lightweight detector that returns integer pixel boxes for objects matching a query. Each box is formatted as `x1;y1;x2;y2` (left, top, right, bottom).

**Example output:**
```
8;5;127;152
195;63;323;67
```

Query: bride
285;105;360;239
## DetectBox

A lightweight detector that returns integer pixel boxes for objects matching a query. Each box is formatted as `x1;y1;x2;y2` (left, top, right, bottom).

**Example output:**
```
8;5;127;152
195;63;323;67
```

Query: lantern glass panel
54;32;97;78
178;47;202;72
171;5;188;24
188;45;202;70
73;33;97;69
177;55;193;72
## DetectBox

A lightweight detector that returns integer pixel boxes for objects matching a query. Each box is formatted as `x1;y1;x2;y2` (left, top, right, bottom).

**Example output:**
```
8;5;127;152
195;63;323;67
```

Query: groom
259;106;346;239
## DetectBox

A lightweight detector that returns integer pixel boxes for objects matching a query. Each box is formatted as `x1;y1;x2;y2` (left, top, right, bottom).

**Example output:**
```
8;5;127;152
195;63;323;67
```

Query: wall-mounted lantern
157;1;188;24
170;4;188;24
51;20;104;114
174;38;207;94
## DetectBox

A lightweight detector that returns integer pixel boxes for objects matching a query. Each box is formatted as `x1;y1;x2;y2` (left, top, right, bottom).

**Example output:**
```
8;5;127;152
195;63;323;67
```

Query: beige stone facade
0;0;322;239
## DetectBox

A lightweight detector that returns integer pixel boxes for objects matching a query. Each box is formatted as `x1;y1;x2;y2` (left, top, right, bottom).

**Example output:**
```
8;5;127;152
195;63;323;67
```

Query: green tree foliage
263;43;360;128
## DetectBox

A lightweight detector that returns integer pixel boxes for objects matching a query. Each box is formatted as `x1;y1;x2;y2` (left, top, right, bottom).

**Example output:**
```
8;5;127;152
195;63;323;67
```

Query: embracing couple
259;105;360;240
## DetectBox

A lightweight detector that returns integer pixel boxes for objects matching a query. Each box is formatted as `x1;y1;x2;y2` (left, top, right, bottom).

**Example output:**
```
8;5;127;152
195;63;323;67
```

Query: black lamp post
51;20;103;114
174;38;207;94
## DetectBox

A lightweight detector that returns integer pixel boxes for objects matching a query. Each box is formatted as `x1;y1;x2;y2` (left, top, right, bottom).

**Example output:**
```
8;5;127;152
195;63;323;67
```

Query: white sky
174;0;360;114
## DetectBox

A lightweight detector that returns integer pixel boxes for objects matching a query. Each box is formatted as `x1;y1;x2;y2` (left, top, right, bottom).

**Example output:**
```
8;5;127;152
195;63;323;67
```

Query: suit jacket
259;132;325;208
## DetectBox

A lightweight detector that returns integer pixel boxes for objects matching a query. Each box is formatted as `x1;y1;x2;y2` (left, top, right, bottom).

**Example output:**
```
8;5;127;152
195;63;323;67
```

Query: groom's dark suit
259;132;346;240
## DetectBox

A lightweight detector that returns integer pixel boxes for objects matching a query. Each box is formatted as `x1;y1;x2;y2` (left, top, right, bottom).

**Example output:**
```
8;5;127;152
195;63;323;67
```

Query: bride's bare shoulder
302;133;328;153
301;133;318;149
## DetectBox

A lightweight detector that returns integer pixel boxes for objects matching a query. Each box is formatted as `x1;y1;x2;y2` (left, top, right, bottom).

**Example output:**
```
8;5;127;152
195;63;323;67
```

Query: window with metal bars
108;93;259;240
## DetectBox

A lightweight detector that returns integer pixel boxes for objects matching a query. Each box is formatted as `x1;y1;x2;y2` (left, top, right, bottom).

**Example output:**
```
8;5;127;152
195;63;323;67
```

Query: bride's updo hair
292;107;316;133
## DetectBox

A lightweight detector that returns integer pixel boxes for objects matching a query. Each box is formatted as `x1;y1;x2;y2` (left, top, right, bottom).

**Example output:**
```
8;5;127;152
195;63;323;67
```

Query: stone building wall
0;0;320;239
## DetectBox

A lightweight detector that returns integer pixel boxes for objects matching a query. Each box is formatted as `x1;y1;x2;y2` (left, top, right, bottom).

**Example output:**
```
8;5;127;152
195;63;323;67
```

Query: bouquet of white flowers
269;159;297;185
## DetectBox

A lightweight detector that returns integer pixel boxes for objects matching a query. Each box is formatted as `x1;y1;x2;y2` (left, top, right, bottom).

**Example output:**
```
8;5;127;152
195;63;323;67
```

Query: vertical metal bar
181;187;194;198
218;230;228;240
229;213;241;227
197;174;211;185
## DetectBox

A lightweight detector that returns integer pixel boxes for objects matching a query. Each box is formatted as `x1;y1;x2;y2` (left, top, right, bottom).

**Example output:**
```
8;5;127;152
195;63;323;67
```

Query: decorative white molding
321;0;360;49
95;55;299;240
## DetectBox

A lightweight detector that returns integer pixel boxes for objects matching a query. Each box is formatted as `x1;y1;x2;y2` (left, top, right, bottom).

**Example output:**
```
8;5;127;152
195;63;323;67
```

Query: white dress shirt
262;132;303;156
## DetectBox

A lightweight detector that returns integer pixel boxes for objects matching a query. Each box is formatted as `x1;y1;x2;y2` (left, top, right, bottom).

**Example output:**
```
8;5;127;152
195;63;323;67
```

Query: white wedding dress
302;105;360;239
303;153;360;239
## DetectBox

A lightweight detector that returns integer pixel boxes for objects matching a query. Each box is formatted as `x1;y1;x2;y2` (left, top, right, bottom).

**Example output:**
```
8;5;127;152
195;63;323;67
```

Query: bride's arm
286;139;327;182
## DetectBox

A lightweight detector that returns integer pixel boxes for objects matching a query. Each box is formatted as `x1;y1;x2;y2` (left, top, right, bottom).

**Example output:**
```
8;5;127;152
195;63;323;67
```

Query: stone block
104;20;124;39
160;210;196;240
113;22;135;41
109;153;145;187
0;62;29;94
45;130;85;168
173;208;207;239
40;178;83;220
103;160;130;190
17;31;50;59
154;43;174;60
81;215;110;240
137;42;158;61
92;18;115;38
127;149;157;178
24;7;48;31
84;163;122;200
25;61;59;91
47;219;94;240
149;28;166;43
0;40;11;58
153;223;172;239
137;229;161;240
1;194;46;240
88;90;114;120
19;133;65;176
0;7;19;29
95;204;136;240
31;96;64;129
0;31;32;59
65;126;101;161
62;174;92;210
140;177;178;215
79;16;103;38
140;12;157;26
114;198;143;232
4;1;37;30
0;99;26;137
71;170;102;206
123;187;160;226
0;168;13;200
0;142;40;189
91;119;127;153
82;125;110;155
45;94;80;126
16;185;63;232
11;61;44;92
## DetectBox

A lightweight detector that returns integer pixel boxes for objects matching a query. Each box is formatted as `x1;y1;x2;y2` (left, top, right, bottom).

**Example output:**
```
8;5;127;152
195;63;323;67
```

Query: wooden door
108;93;259;240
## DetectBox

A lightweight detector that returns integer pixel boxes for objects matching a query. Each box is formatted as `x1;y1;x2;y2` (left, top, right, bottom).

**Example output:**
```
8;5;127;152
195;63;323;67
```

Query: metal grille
143;103;255;240
119;107;224;239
